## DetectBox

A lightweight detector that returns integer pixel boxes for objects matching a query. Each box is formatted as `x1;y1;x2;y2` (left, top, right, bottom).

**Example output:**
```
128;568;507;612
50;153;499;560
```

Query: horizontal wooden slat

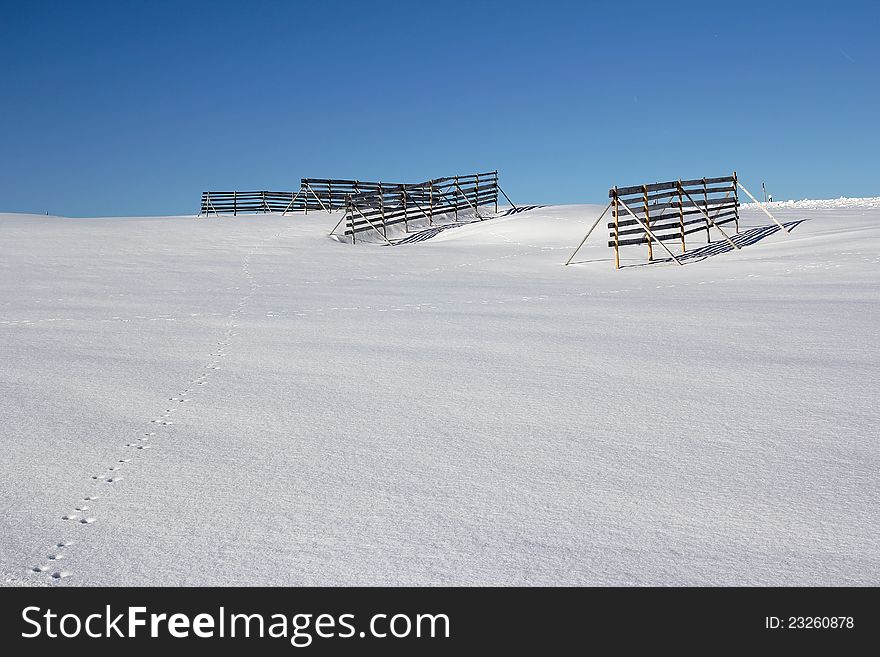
610;175;736;198
609;215;738;247
679;175;735;187
609;200;739;229
610;209;739;238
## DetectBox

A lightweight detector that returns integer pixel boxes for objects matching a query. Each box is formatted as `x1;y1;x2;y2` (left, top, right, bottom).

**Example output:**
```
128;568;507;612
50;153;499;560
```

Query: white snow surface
743;196;880;210
1;202;878;586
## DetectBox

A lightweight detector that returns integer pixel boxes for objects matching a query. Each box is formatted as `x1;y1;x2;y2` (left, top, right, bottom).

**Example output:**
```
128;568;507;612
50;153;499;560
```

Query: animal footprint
79;517;96;524
47;554;64;561
30;565;49;573
62;514;78;521
50;571;71;580
106;477;123;483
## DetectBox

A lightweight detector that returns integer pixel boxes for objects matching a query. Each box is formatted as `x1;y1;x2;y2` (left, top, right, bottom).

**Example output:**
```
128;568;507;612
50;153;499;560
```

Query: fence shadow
629;220;804;267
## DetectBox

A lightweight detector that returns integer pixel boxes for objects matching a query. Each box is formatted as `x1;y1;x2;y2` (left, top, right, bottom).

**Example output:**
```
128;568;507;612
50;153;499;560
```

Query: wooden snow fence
564;172;792;269
200;179;410;216
340;171;508;243
608;174;741;267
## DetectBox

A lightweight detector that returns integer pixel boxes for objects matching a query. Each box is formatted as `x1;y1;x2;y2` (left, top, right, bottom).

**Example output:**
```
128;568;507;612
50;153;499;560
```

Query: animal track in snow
29;222;289;584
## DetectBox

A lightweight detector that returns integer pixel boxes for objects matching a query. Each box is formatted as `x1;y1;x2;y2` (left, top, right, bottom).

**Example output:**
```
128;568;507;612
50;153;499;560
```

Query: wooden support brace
402;190;433;223
737;181;790;233
617;197;684;266
564;200;612;266
351;205;395;246
454;183;479;215
328;198;349;236
681;188;741;250
281;190;302;216
497;184;518;211
306;183;330;214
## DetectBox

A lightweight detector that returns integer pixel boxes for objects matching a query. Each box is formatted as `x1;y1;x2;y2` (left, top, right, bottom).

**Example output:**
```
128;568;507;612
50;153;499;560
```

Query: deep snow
1;200;878;586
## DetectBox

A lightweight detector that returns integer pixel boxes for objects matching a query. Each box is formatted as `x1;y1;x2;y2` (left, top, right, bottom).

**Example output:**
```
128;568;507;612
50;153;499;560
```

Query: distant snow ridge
743;196;880;210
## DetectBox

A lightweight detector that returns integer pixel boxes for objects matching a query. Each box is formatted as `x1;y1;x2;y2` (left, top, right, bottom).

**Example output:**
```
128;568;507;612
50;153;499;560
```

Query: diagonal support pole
281;190;302;216
454;183;479;216
564;201;612;266
497;184;518;211
351;205;395;246
306;183;330;214
737;182;791;233
402;189;433;223
328;200;349;236
681;187;741;250
617;197;684;266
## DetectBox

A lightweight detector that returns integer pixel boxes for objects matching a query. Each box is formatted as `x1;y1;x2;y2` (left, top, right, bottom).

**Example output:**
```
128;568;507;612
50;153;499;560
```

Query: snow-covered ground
1;200;878;586
744;196;880;210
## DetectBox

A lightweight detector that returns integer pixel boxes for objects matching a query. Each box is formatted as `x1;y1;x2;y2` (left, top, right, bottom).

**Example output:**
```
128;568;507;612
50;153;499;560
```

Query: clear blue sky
1;0;877;216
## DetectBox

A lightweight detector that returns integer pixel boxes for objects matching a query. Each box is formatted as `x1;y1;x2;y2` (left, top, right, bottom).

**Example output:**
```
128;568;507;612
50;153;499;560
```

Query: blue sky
1;0;877;216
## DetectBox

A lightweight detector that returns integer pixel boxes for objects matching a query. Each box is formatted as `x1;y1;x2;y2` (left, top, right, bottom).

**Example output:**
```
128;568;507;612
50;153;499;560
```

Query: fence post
643;185;653;262
379;182;387;239
678;181;686;253
402;185;408;232
328;181;333;212
732;171;740;233
494;170;498;214
453;177;459;222
233;191;237;216
613;188;620;270
347;195;355;245
429;183;434;226
702;178;710;241
475;173;481;219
